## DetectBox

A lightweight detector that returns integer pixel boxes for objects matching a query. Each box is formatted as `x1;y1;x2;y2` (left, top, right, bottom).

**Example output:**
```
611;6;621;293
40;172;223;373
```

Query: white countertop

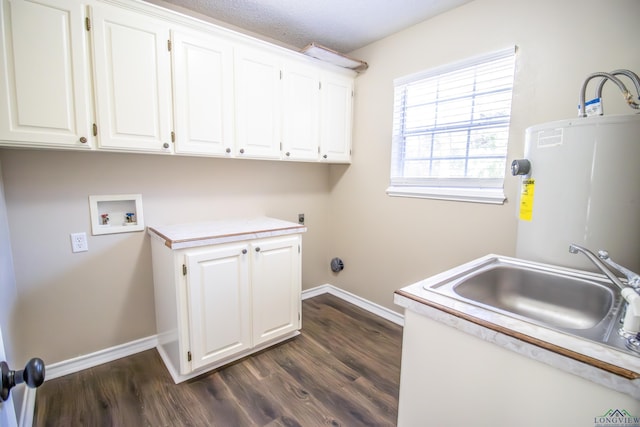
148;217;306;249
395;266;640;399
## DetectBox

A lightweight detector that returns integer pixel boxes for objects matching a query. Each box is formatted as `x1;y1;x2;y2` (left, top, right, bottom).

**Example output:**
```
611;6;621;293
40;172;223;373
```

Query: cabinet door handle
239;148;245;154
285;152;290;156
226;148;231;154
163;143;170;149
79;136;87;144
242;249;247;254
255;247;261;252
323;154;328;159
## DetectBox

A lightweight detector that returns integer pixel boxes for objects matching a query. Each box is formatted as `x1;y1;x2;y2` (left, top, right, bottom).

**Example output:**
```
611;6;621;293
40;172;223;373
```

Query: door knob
1;358;45;401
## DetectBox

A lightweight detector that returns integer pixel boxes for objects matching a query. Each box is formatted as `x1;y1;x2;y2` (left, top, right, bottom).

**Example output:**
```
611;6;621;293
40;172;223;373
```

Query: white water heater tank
515;114;640;273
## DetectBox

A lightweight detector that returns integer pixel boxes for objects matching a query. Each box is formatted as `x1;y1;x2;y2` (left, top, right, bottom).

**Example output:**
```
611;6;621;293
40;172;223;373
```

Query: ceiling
156;0;473;53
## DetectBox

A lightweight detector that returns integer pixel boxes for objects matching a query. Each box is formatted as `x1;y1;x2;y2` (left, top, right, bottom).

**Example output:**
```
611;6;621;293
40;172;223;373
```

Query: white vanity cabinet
148;217;305;383
0;0;93;148
91;3;173;153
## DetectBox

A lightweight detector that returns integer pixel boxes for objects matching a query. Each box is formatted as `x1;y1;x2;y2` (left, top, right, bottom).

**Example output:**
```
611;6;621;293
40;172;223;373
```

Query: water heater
514;114;640;272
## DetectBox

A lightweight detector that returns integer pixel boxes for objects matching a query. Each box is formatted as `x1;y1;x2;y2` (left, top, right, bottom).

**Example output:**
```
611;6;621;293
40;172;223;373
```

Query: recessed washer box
89;194;144;235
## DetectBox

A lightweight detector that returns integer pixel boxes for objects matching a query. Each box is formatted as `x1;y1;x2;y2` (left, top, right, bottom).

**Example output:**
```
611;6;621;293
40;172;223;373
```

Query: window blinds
390;47;516;192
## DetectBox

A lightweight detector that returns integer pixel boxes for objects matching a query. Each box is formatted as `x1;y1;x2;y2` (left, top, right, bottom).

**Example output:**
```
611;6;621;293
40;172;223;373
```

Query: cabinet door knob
242;249;247;254
226;148;231;153
323;154;328;159
79;136;87;144
239;148;245;154
163;142;170;149
255;247;261;252
285;152;290;156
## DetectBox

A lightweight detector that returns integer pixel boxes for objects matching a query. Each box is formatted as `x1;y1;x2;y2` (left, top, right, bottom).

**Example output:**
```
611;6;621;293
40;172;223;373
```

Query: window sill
386;186;506;205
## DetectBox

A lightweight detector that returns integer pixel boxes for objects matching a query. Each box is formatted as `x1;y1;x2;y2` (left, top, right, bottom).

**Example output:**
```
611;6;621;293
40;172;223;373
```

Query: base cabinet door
251;235;301;346
185;243;251;371
181;235;301;373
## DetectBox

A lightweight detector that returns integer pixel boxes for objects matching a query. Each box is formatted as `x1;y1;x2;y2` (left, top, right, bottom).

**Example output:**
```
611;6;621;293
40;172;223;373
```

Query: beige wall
327;0;640;311
0;149;332;364
2;0;640;368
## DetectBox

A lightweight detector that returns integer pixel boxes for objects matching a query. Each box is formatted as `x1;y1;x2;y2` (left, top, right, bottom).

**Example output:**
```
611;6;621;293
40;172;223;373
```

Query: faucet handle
598;249;640;288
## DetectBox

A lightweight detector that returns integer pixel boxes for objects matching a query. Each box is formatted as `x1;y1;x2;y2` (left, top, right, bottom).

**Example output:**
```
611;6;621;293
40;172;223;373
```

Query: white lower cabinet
250;237;302;346
185;242;252;371
149;221;303;383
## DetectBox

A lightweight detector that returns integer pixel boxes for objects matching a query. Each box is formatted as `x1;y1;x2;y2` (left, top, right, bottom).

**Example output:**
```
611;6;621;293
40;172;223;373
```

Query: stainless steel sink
423;256;629;352
453;266;614;330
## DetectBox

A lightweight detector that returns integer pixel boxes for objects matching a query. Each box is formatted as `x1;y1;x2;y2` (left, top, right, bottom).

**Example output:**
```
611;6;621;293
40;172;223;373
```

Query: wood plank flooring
33;294;403;426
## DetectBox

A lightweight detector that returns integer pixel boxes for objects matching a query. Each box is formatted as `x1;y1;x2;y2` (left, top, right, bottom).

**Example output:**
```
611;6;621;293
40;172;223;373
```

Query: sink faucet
597;250;640;289
569;243;640;338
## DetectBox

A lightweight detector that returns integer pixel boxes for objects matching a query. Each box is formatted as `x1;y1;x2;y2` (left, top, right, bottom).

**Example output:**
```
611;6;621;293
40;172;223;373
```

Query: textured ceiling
154;0;473;53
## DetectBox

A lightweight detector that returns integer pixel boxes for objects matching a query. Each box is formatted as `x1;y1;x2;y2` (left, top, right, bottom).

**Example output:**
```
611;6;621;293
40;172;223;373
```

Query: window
388;47;516;204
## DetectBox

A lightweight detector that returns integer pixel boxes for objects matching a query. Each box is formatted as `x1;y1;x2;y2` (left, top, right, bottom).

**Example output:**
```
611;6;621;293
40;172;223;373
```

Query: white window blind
388;47;516;204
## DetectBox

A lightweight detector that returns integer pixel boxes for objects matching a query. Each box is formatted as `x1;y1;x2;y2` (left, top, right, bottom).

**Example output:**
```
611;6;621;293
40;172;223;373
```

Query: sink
423;255;628;352
452;266;613;330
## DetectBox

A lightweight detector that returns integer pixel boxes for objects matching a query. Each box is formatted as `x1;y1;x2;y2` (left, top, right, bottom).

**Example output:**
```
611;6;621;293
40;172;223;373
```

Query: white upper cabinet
234;46;282;159
320;72;354;163
91;4;173;153
0;0;93;148
0;0;355;162
281;61;320;161
171;29;234;156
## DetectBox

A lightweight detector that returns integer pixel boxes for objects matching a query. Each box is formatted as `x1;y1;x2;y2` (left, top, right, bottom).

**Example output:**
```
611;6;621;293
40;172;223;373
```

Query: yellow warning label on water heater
519;179;535;221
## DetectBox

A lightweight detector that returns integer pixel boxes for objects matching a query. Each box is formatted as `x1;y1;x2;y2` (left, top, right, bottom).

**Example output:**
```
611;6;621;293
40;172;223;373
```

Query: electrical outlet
70;232;88;253
298;213;305;225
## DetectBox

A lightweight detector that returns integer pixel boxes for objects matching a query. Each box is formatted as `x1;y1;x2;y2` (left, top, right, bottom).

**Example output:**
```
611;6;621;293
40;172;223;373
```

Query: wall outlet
298;213;305;225
70;232;88;253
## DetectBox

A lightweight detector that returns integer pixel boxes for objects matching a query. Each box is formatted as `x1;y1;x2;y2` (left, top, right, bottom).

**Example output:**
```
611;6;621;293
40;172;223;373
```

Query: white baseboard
302;284;405;326
44;335;158;381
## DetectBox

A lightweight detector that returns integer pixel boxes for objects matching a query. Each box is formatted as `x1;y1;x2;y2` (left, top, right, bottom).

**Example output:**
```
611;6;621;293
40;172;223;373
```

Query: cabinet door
251;235;301;346
234;46;281;159
281;61;320;161
91;4;172;153
185;243;251;371
172;29;234;156
320;72;354;163
0;0;92;147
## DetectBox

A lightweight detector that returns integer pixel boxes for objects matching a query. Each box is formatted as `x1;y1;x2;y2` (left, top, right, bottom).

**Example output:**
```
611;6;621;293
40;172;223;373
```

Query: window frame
387;47;516;204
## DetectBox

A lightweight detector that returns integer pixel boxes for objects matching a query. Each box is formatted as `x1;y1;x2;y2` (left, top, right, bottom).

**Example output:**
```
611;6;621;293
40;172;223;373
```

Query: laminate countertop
148;217;307;249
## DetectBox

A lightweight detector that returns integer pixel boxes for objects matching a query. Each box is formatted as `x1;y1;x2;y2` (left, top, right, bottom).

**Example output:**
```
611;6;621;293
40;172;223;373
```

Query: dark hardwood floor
34;294;403;426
